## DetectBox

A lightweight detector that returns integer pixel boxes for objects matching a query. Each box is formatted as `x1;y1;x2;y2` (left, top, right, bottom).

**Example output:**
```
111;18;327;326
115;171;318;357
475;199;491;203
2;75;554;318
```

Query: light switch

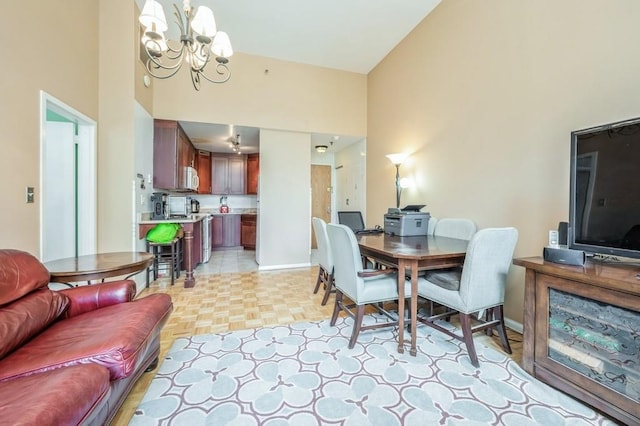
26;187;34;203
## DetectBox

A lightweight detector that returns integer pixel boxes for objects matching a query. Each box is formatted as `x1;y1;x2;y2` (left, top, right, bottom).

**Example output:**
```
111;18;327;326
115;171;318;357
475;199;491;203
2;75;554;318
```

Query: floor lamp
386;153;409;208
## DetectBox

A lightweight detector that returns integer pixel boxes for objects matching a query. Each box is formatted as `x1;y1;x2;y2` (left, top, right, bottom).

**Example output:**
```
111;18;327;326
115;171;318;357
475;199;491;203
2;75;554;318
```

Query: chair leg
494;305;512;354
330;290;343;326
169;242;175;286
175;238;182;278
459;313;479;367
145;242;151;288
348;305;365;349
321;271;334;306
485;307;494;336
313;266;323;294
152;246;159;281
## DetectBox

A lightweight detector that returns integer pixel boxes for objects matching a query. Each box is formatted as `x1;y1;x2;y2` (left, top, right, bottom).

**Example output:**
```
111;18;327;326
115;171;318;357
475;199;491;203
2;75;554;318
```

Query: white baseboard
258;262;311;271
505;317;523;334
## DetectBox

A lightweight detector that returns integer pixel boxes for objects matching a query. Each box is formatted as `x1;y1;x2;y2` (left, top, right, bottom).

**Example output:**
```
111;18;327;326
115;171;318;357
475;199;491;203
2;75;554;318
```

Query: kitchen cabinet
246;153;259;195
153;119;196;191
195;150;212;194
241;214;257;250
211;155;246;195
212;214;241;248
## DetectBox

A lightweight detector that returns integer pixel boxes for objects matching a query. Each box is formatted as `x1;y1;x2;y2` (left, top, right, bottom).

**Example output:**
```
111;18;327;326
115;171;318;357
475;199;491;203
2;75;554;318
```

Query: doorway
40;91;97;262
311;165;332;249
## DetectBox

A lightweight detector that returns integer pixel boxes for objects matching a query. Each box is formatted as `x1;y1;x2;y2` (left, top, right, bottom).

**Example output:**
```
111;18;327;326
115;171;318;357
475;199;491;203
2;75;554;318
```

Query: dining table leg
409;259;418;356
397;258;407;354
396;258;419;356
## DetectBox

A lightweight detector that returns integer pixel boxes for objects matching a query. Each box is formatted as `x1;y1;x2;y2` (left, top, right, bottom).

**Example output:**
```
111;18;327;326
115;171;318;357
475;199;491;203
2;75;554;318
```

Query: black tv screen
569;117;640;259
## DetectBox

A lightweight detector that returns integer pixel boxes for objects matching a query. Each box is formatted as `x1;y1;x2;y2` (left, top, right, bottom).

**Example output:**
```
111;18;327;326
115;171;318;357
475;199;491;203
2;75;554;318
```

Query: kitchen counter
206;208;257;216
138;214;210;288
138;213;208;224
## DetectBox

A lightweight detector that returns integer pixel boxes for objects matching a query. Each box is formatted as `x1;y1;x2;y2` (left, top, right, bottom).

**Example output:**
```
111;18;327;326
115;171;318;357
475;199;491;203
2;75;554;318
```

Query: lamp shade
212;31;233;57
386;153;408;165
190;6;217;37
139;0;168;32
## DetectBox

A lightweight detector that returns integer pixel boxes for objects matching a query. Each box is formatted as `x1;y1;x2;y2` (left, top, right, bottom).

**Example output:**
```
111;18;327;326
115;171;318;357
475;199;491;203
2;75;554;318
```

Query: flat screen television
569;116;640;260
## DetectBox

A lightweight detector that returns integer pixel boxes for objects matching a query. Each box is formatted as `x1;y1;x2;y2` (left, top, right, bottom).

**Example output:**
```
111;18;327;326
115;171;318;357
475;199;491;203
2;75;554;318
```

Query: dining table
357;233;469;356
44;251;154;286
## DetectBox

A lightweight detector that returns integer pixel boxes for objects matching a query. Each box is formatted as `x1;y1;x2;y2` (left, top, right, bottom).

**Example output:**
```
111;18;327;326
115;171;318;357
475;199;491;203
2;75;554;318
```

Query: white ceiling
137;0;441;153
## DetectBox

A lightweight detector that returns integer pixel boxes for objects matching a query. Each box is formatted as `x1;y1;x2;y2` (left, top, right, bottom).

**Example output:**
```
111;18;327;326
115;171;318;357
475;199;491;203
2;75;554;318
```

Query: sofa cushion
0;364;110;426
0;293;172;382
0;289;69;359
0;250;51;306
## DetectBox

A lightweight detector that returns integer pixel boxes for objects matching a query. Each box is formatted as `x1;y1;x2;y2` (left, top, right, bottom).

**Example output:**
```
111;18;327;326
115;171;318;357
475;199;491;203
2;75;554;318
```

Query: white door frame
39;91;97;259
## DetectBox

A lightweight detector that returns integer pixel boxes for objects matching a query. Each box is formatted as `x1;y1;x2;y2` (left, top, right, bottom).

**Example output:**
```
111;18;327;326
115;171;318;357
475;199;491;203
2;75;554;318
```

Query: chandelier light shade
315;145;328;153
386;153;409;208
139;0;234;90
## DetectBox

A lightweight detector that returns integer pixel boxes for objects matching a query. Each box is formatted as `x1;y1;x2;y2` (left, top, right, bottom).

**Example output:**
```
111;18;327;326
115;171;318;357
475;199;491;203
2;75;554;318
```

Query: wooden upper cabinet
153;119;196;191
211;154;246;195
195;150;212;194
228;156;246;194
246;153;259;195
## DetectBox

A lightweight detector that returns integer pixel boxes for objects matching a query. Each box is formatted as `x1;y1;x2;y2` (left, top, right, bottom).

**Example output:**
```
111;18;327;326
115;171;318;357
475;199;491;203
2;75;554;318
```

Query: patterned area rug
130;317;615;425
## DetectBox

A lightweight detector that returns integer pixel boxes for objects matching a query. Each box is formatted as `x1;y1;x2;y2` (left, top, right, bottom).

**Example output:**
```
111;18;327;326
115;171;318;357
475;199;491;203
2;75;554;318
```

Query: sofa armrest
59;280;137;318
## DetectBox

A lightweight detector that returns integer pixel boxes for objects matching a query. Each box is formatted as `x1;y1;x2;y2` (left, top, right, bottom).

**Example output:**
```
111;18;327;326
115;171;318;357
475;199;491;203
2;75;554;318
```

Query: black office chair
337;211;366;233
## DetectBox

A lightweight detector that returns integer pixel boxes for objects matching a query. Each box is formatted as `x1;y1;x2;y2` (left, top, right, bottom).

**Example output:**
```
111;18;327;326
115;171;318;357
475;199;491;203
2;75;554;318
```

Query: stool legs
146;237;181;286
169;241;175;286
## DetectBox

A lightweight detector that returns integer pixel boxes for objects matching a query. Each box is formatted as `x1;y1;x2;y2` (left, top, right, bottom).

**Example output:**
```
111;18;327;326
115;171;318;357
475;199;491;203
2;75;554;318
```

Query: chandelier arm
144;53;185;74
142;42;186;71
145;59;184;80
190;70;201;91
163;41;189;59
172;3;187;35
197;62;231;84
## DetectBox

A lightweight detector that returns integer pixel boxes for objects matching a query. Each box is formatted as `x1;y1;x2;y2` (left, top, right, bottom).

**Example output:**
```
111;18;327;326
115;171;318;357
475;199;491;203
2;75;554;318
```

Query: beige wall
150;53;367;138
0;1;99;254
0;1;366;259
367;0;640;324
98;0;138;252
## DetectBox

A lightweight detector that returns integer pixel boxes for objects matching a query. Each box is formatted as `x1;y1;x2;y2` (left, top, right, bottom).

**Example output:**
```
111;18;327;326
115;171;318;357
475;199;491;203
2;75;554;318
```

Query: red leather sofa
0;249;173;425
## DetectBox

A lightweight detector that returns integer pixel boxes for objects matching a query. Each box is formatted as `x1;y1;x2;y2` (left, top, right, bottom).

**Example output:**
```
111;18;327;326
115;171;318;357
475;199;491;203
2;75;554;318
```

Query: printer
384;205;431;236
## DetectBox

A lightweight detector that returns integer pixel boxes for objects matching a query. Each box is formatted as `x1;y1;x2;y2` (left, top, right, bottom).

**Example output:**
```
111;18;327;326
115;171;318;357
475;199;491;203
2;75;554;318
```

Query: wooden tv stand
513;257;640;425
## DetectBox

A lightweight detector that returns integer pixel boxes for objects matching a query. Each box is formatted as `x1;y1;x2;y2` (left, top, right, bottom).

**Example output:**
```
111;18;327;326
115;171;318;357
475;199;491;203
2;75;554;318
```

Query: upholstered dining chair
423;218;476;313
326;223;410;348
433;218;477;240
312;217;335;305
416;227;518;367
427;217;438;236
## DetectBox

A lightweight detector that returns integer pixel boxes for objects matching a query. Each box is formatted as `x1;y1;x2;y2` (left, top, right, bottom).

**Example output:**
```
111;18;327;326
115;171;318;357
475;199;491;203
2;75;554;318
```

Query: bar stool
146;235;183;287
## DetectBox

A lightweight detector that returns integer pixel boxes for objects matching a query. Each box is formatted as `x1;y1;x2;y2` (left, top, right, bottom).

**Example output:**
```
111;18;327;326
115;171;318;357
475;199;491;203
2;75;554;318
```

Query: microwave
168;196;191;217
182;166;199;192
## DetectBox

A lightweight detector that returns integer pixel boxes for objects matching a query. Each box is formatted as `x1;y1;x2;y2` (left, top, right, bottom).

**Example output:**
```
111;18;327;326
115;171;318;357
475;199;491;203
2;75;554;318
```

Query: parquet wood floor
111;266;523;425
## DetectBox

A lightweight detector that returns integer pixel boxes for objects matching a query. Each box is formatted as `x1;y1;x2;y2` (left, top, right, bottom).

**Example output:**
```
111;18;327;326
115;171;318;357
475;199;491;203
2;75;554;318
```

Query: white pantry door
42;121;76;262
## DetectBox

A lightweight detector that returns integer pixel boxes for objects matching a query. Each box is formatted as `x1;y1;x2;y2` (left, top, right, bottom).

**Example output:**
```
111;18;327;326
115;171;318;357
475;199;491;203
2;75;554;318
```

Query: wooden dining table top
356;233;469;261
44;251;154;283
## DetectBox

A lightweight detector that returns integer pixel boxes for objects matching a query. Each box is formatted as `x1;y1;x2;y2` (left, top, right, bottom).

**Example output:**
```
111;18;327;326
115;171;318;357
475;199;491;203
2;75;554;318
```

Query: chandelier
139;0;234;90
